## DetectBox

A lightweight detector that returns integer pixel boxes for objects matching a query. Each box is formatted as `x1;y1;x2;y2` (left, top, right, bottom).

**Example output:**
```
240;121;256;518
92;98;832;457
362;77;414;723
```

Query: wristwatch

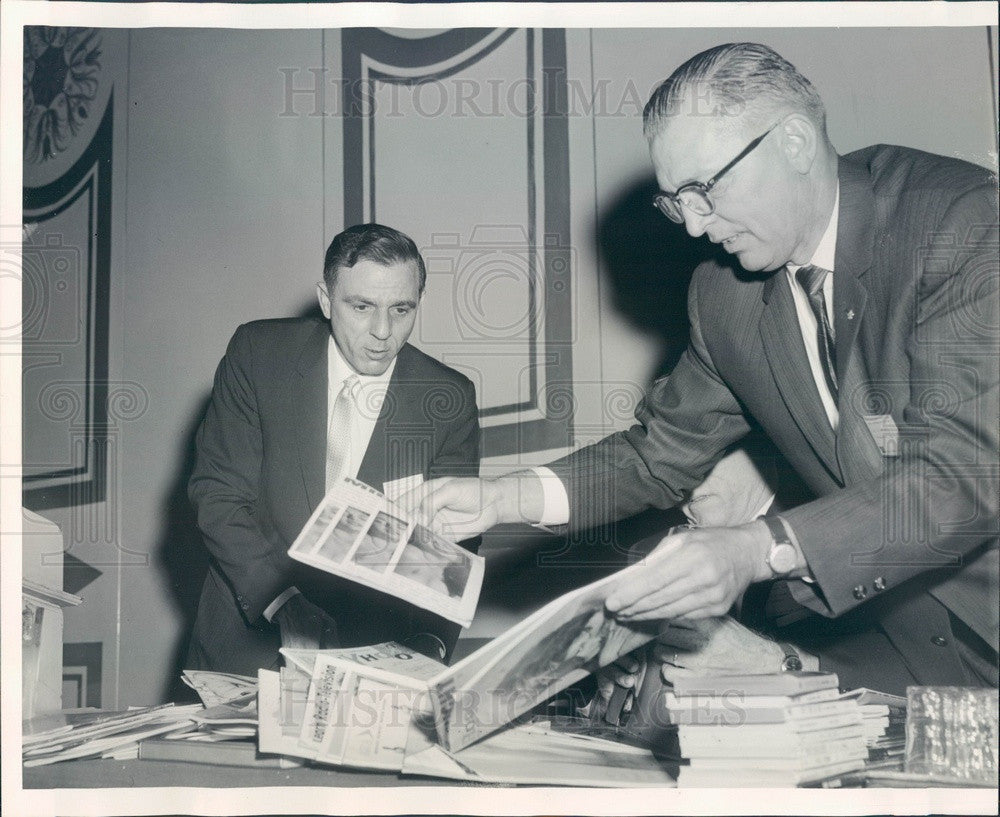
761;515;798;576
777;641;804;672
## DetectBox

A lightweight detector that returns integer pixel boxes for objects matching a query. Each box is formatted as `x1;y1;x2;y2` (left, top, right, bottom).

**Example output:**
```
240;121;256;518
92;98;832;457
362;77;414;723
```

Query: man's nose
370;310;391;340
681;208;713;238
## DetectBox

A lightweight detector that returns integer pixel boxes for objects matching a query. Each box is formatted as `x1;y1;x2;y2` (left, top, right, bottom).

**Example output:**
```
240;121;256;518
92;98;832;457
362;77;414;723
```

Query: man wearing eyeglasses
406;43;998;694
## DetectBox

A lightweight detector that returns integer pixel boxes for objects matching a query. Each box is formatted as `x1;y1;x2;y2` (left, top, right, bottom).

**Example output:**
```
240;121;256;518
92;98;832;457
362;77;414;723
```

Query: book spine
673;672;839;697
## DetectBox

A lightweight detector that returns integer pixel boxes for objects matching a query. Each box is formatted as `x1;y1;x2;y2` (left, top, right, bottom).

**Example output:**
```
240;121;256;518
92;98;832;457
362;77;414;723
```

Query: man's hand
273;594;339;651
398;472;544;541
589;648;647;722
652;617;814;683
682;447;775;528
606;521;774;621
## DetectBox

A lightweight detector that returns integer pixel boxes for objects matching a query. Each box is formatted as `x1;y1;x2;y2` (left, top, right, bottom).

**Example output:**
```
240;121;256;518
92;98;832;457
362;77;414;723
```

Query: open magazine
428;564;662;751
259;626;674;785
287;477;483;627
260;561;664;769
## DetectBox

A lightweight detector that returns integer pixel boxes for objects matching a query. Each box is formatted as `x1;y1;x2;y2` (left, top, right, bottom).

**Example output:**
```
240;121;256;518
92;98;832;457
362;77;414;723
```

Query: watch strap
777;641;804;672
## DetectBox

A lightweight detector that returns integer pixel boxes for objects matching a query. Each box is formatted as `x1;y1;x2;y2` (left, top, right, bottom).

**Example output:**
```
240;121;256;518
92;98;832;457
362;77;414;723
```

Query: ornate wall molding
341;28;574;458
22;94;113;510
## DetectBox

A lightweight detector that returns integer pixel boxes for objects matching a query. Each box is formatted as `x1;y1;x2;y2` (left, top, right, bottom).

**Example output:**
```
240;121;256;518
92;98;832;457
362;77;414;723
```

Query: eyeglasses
652;123;779;223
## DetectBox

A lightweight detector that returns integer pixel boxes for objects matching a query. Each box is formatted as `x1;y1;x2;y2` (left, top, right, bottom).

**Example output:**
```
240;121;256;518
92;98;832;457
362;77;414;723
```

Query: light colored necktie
795;264;838;400
326;374;360;492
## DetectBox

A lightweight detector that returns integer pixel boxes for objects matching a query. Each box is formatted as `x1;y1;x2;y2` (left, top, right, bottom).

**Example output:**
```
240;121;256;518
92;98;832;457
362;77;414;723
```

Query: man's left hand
274;594;340;652
653;616;816;682
606;521;773;621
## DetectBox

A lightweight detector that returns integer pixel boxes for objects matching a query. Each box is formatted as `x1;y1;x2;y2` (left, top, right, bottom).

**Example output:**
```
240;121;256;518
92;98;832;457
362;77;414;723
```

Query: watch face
768;542;798;575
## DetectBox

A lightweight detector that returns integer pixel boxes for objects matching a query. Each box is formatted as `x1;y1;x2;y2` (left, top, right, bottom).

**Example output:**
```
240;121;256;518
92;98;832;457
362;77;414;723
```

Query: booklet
263;642;446;771
287;477;484;627
427;562;662;752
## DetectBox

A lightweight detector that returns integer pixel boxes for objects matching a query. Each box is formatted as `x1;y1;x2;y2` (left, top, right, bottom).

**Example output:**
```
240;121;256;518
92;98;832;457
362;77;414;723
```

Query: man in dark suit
410;43;998;694
187;223;479;675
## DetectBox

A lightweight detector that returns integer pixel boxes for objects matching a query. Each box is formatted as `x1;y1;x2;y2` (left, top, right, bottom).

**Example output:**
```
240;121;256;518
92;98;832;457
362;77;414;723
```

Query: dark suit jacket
186;317;480;674
549;146;998;692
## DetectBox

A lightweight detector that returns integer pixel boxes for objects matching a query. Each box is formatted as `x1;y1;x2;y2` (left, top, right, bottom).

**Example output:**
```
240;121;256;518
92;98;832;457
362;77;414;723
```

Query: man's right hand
273;593;340;651
399;473;544;541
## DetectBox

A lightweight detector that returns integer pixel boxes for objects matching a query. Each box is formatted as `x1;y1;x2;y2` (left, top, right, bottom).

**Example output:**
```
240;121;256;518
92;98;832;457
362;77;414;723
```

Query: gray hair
643;43;826;140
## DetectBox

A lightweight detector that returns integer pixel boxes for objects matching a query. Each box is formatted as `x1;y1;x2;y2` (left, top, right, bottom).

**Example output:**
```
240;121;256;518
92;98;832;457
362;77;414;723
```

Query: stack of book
838;688;906;763
666;671;869;787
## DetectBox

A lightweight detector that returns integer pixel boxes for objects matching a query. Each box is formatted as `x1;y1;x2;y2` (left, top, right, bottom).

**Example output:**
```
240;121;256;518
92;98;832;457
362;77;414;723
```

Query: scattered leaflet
23;704;201;767
288;477;483;627
181;670;258;707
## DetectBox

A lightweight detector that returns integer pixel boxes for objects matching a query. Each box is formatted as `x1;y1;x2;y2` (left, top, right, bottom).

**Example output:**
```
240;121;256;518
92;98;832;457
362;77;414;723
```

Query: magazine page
401;719;676;787
280;641;443;684
288;477;483;627
298;653;429;771
429;562;662;752
257;668;313;760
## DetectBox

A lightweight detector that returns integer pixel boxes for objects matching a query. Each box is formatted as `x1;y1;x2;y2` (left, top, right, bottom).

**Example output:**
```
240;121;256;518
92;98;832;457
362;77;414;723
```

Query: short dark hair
643;42;826;140
323;223;427;292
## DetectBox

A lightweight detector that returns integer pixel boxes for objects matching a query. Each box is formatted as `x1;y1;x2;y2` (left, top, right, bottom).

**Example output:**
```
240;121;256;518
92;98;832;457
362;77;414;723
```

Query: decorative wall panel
342;28;574;458
21;27;115;510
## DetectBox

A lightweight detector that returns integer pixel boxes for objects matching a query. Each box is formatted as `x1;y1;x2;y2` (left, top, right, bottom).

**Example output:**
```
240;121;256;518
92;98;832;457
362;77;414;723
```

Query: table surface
24;758;483;789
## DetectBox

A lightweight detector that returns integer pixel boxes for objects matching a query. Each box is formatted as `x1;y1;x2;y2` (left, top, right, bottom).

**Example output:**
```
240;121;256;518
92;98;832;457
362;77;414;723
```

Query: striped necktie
325;374;360;492
795;264;838;401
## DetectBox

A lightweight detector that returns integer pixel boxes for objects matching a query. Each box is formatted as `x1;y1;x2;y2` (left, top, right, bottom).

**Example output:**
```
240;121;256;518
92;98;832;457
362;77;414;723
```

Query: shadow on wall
154;297;324;702
470;177;723;617
596;175;727;379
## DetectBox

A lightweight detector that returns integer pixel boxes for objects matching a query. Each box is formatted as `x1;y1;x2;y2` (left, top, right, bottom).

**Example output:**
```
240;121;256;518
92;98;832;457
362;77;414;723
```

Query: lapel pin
846;309;855;320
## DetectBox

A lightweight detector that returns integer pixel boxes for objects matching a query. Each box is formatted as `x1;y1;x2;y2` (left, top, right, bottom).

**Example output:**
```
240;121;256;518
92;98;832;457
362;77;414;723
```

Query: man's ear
316;282;332;320
779;114;818;175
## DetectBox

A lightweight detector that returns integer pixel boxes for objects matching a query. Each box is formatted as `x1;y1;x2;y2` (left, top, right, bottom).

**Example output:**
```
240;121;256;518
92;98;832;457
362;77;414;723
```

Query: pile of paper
22;703;202;766
838;688;906;763
259;641;445;770
666;671;868;787
257;642;676;786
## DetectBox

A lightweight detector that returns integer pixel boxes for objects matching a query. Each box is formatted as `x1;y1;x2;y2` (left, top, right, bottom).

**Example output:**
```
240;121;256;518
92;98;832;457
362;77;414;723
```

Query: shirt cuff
262;586;301;622
531;466;570;526
774;516;816;585
755;493;776;518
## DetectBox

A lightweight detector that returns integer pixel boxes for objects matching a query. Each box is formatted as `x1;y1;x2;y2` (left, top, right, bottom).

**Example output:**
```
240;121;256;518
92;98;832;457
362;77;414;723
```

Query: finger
609;669;638;688
611;573;702;619
605;538;686;612
596;674;616;702
433;509;492;541
621;593;730;622
613;560;731;618
613;655;641;674
395;478;443;520
660;664;698;685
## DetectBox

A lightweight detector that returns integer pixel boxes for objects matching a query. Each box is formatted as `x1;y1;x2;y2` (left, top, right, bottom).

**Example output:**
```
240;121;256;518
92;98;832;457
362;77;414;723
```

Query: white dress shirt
533;187;841;526
263;336;396;621
785;185;840;430
325;336;396;481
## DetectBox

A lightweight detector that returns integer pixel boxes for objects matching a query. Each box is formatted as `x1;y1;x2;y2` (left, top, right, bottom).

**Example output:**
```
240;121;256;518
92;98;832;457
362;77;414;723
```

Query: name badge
862;414;900;457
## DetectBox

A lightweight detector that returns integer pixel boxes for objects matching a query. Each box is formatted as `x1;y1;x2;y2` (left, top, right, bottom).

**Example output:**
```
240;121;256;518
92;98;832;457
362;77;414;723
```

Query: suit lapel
293;322;330;511
759;273;840;481
832;156;884;484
